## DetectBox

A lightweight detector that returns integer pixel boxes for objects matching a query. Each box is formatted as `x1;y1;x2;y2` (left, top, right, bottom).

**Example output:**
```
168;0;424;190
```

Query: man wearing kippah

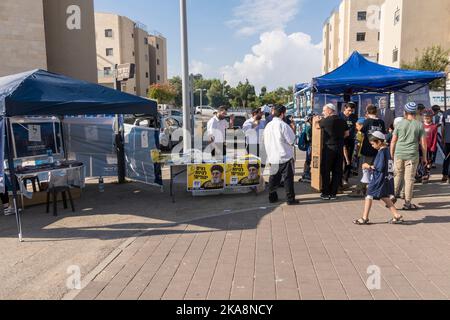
390;102;428;211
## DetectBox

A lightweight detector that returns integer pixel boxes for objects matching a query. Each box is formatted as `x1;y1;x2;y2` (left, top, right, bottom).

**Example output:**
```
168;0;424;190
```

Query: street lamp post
196;88;207;113
180;0;191;153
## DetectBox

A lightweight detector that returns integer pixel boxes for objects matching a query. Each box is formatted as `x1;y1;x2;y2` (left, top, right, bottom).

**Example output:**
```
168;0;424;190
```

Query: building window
157;59;160;65
356;32;366;42
104;67;112;76
134;87;136;92
157;75;161;81
378;32;380;41
106;48;113;56
132;51;135;57
145;54;149;62
144;38;148;45
357;11;367;21
156;43;160;50
394;9;400;25
146;72;149;78
105;29;113;38
393;48;399;62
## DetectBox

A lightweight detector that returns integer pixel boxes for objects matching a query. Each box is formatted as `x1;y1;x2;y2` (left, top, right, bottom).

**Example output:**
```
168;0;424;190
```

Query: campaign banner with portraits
187;164;226;192
225;156;262;188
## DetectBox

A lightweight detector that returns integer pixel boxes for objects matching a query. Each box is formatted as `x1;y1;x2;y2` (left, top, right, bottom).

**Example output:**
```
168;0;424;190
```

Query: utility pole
180;0;191;153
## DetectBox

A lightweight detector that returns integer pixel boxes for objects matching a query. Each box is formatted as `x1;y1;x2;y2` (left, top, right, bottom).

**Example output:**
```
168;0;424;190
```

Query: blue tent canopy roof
312;52;446;95
0;69;158;117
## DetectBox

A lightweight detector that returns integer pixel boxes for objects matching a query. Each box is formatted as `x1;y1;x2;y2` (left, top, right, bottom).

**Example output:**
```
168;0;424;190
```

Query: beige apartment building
95;13;168;97
148;34;168;84
379;0;450;68
322;0;385;74
0;0;97;82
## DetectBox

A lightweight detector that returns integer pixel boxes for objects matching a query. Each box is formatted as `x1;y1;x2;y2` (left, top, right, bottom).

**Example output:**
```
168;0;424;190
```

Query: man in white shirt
207;106;232;159
264;105;298;205
243;109;265;157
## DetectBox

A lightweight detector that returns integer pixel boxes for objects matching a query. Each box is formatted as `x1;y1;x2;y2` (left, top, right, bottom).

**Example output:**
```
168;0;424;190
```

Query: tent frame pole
5;117;23;242
444;75;448;112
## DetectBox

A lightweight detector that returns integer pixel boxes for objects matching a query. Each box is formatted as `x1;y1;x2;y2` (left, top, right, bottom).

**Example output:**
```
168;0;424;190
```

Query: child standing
422;109;438;183
353;132;404;225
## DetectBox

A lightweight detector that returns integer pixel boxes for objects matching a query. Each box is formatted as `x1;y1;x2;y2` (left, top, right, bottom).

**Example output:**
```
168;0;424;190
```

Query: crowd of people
204;101;449;224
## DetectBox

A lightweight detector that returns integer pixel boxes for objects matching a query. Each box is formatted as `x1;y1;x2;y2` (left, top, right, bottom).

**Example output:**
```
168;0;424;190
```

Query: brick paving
72;182;450;300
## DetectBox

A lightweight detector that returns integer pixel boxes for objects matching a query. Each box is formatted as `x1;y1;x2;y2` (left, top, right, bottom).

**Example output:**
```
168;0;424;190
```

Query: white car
161;109;183;125
195;106;216;116
158;117;182;150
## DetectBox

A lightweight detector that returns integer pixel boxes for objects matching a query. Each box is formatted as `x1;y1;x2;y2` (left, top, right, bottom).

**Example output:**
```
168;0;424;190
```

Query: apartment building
95;13;169;97
379;0;450;68
0;0;97;82
148;34;168;85
322;0;385;74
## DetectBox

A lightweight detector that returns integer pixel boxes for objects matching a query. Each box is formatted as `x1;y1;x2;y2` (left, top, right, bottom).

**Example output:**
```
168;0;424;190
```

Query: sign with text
225;156;261;188
187;164;225;192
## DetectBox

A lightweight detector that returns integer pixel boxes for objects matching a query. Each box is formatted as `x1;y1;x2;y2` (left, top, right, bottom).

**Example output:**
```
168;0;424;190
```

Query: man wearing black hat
264;105;299;205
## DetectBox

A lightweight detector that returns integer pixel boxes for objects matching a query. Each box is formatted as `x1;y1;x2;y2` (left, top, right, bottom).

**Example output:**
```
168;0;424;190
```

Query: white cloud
190;60;218;78
227;0;302;37
221;30;322;91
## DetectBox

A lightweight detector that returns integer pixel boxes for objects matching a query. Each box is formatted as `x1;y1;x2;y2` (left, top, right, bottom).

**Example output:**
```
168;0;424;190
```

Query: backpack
298;125;309;152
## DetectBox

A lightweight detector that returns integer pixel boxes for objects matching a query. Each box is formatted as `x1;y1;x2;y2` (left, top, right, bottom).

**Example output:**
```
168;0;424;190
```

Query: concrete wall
380;0;450;68
43;0;97;83
0;0;47;77
149;35;168;84
134;27;150;97
322;23;330;74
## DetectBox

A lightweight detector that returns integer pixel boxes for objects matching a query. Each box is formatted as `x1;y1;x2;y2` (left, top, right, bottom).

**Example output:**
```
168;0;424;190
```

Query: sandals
353;218;370;225
389;216;404;225
402;203;419;211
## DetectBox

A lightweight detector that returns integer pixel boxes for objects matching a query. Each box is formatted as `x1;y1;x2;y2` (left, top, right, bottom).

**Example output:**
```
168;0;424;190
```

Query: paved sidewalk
72;181;450;300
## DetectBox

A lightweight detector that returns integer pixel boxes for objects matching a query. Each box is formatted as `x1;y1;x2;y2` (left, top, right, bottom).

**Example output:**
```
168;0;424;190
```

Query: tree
230;79;256;109
148;83;177;105
402;45;450;90
207;79;231;108
168;77;182;107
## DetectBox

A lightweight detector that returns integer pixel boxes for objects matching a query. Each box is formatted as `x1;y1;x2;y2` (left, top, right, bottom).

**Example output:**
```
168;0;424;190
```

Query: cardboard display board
311;117;322;192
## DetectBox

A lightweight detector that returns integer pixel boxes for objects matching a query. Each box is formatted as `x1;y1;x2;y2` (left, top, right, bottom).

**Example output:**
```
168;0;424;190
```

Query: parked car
158;117;183;151
195;106;216;116
160;109;183;125
225;114;249;129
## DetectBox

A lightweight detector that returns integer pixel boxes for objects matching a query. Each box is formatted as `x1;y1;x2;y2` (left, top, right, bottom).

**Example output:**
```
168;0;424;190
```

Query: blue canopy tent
312;52;446;96
0;69;158;241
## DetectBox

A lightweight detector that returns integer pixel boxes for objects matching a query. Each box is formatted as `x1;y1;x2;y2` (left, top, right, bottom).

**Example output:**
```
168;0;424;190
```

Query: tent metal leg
5;117;23;242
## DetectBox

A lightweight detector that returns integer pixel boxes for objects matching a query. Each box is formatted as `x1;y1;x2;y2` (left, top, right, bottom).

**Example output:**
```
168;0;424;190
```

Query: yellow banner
187;164;225;191
226;157;261;188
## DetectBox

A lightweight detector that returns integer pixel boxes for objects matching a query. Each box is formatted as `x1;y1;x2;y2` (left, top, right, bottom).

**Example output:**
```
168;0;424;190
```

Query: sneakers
442;176;449;183
3;207;15;216
329;195;338;201
287;199;300;206
269;192;279;204
320;194;331;201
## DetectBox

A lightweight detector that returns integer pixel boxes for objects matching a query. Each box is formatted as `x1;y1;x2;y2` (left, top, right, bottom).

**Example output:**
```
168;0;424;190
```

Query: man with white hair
317;103;350;200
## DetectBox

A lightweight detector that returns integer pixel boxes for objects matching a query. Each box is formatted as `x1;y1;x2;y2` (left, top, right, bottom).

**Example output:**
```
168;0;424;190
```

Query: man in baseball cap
390;102;428;211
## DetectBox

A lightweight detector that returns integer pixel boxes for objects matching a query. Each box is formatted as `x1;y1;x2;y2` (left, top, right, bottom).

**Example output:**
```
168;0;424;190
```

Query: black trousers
1;193;9;206
269;159;295;202
344;142;355;181
321;145;344;196
443;143;450;176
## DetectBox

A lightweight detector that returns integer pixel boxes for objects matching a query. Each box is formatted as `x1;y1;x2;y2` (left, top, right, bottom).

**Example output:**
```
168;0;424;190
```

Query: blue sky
94;0;341;90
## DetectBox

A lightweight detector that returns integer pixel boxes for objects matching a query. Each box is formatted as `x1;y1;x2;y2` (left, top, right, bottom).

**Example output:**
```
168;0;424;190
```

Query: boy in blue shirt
353;131;404;225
